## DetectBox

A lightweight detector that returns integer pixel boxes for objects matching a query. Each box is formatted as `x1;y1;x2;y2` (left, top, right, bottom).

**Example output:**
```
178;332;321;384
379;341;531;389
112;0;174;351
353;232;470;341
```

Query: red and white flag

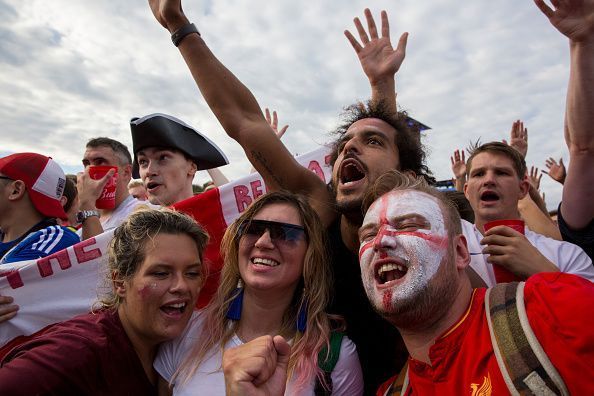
0;147;332;347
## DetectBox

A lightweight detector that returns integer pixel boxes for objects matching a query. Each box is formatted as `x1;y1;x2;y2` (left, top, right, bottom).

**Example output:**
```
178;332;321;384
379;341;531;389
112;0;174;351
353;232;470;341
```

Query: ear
121;163;132;182
188;160;198;176
453;234;471;271
463;181;469;199
60;195;68;207
518;176;530;200
403;169;416;178
7;180;27;201
112;271;127;298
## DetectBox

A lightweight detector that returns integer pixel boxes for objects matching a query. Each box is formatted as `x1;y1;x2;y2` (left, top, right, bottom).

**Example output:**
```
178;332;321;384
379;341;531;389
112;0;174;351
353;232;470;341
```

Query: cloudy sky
0;0;570;209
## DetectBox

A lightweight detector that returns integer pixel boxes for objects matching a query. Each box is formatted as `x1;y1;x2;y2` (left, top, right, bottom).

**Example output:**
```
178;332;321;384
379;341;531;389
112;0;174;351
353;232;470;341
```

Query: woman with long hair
155;191;363;395
0;209;208;395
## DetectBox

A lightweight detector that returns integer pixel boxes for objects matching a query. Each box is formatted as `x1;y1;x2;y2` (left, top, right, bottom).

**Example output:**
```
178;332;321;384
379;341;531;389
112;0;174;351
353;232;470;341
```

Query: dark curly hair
328;100;434;184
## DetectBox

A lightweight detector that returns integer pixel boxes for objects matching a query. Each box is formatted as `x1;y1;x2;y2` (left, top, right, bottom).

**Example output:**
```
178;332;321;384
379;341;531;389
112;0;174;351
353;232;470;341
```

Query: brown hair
329;100;434;184
466;141;526;180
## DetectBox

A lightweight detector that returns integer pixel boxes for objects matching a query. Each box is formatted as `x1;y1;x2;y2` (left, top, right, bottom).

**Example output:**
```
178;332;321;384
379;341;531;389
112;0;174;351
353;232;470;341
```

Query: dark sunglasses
0;176;14;181
238;220;307;242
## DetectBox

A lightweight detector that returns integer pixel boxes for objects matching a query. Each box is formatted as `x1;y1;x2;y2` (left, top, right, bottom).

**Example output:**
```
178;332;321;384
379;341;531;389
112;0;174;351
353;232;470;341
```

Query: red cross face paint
359;190;449;315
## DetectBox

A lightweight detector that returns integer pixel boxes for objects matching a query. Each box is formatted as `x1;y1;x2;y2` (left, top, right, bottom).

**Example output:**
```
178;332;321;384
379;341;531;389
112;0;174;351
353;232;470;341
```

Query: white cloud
0;0;570;209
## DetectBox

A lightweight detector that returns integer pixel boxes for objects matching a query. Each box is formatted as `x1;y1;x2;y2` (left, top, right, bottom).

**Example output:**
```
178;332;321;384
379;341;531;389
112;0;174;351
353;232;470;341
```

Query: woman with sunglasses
155;191;363;395
0;209;208;395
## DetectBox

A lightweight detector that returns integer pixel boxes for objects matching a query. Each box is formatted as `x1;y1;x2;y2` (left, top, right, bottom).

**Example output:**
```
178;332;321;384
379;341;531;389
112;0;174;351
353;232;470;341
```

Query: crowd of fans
0;0;593;395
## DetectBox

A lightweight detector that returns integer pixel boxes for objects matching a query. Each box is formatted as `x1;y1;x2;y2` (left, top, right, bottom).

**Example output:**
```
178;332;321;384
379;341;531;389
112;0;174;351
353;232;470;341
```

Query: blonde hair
174;191;339;390
99;208;209;309
127;179;144;189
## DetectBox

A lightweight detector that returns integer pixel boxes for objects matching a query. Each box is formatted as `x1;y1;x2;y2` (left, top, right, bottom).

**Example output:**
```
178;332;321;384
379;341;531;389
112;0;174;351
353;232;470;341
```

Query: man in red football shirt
362;172;594;395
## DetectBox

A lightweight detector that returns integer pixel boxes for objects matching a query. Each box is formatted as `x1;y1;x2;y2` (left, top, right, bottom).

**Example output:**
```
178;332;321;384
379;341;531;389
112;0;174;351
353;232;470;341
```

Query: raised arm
450;149;467;192
345;9;408;112
534;0;594;228
503;120;528;159
147;0;334;225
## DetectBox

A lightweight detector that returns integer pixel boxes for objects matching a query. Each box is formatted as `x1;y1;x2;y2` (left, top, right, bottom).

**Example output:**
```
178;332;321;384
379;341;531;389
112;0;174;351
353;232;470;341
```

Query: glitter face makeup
359;190;449;314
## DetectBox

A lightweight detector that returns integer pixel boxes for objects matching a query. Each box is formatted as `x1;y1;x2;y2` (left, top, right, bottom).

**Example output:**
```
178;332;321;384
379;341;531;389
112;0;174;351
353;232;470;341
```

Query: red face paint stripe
359;240;374;261
382;289;393;311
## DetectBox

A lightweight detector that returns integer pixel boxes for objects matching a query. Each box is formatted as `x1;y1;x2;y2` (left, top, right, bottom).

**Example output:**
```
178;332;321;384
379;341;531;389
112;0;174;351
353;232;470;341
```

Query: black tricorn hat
130;113;229;178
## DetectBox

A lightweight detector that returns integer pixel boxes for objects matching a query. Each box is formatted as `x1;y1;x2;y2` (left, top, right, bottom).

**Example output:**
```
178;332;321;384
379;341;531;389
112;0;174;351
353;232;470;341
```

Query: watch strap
171;23;200;47
77;210;100;223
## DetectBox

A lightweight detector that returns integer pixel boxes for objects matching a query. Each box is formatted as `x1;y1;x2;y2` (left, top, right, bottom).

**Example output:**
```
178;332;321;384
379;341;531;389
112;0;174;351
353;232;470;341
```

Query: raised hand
450;149;467;179
528;166;543;190
503;120;528;158
265;108;289;140
533;0;594;43
76;168;116;210
543;157;566;184
344;9;408;85
148;0;188;32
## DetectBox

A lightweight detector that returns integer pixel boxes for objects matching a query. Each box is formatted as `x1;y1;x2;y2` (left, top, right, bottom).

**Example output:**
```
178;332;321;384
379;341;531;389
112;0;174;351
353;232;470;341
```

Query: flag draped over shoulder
0;147;332;347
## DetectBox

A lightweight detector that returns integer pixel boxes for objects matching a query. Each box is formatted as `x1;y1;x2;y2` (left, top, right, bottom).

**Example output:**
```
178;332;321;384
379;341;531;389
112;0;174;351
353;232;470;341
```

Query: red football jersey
377;273;594;395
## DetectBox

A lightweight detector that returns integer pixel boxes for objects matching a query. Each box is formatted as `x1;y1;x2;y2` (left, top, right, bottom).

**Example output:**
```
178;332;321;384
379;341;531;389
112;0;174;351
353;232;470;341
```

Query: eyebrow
83;156;107;163
469;164;514;175
361;130;389;141
360;213;429;233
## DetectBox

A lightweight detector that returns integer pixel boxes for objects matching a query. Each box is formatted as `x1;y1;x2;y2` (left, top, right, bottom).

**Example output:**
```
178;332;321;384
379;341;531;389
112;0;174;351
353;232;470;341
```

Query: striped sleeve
1;226;80;264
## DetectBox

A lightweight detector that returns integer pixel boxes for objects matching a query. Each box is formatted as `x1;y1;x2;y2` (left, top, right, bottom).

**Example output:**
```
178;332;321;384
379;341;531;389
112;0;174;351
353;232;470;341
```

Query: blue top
0;225;80;264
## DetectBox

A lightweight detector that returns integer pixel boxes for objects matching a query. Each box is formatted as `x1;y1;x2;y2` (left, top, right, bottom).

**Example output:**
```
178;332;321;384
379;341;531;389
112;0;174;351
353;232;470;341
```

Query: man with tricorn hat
130;113;228;206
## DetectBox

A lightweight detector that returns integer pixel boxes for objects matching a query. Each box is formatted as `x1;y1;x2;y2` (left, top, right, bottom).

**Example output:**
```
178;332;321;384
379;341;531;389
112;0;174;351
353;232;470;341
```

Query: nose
482;170;496;186
169;272;191;294
143;159;159;177
254;229;275;249
342;137;361;156
373;226;397;251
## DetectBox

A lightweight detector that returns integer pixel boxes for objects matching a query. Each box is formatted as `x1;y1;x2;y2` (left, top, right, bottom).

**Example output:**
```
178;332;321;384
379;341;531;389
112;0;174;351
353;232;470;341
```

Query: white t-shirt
154;312;364;396
461;219;594;286
100;195;157;232
77;195;157;237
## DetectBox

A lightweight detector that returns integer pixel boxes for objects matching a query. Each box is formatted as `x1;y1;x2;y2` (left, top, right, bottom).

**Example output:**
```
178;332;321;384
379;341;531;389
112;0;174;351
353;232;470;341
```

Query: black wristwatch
76;210;100;223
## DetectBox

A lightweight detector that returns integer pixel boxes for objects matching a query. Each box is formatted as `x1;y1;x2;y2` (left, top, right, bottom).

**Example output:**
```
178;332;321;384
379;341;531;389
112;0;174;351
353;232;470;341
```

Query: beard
330;179;364;218
373;251;460;332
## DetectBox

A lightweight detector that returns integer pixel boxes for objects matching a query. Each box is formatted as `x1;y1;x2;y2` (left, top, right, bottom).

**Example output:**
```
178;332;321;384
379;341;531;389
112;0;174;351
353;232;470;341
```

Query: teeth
378;263;406;275
378;263;406;276
168;303;185;309
252;258;279;267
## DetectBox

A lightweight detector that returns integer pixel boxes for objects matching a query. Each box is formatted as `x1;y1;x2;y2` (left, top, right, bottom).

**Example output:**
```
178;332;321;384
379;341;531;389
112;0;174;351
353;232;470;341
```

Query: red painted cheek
382;289;393;311
137;283;158;299
359;241;374;261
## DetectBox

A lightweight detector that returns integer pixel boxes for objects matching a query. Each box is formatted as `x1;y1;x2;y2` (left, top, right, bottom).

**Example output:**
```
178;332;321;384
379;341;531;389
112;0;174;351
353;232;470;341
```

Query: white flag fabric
0;147;332;347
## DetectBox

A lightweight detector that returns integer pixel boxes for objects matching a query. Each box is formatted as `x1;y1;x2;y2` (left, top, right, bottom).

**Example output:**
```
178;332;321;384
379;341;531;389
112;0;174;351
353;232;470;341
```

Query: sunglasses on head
238;220;307;242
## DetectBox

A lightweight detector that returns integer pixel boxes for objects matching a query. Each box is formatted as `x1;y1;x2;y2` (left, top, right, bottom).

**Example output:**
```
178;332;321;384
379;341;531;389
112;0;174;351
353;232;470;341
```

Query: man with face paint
360;171;594;395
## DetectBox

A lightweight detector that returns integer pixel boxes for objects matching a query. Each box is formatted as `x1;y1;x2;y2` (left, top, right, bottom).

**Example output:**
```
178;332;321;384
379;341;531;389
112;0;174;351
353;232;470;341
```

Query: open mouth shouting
480;190;500;205
374;258;409;287
145;180;162;193
339;158;366;189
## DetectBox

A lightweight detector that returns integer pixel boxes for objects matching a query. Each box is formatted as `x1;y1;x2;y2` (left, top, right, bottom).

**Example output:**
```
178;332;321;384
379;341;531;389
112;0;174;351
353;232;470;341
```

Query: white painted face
358;190;449;315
